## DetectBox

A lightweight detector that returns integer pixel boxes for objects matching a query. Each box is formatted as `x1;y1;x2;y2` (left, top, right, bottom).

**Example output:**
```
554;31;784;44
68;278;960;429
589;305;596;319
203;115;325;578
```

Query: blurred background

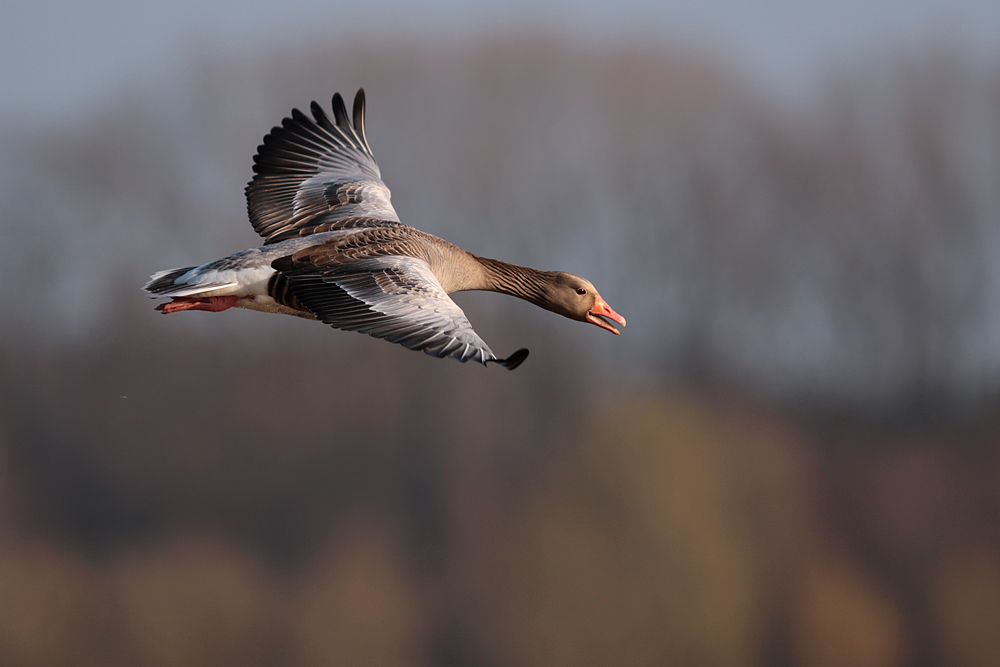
2;1;1000;665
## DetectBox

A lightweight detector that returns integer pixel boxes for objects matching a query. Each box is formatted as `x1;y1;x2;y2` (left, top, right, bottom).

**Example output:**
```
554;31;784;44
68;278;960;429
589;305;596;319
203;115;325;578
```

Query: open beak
587;294;626;335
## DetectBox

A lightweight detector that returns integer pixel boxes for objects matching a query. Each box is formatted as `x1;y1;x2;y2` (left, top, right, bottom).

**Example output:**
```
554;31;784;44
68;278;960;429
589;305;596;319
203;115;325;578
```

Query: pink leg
156;295;240;314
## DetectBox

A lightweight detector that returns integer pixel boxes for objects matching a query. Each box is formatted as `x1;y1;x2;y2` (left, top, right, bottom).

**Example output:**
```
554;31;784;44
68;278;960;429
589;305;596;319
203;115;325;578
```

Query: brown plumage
144;90;625;369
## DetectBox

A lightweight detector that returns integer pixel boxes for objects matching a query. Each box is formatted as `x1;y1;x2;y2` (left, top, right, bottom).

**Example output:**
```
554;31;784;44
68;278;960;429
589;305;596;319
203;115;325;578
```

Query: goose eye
576;287;588;295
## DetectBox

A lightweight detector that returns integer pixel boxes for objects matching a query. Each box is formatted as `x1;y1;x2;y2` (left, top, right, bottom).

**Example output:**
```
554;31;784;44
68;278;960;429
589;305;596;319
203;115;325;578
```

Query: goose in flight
144;90;625;369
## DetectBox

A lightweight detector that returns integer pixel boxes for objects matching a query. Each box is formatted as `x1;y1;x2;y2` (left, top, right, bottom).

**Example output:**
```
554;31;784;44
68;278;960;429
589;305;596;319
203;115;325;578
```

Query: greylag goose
144;90;625;369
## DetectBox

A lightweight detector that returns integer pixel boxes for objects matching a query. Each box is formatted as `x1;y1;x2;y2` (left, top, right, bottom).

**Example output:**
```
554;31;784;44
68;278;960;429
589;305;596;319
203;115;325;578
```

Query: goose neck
475;255;555;307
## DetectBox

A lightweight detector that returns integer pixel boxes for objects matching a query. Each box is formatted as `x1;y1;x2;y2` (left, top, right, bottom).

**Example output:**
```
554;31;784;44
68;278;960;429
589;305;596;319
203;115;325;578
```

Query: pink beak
587;294;626;335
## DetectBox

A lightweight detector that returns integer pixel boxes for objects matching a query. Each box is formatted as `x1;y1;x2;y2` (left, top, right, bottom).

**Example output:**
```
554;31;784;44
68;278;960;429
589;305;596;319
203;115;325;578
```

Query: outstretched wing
246;89;400;244
273;251;527;369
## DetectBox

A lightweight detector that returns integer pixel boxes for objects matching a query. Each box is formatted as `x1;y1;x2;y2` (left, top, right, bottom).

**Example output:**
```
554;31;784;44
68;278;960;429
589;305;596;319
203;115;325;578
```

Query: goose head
546;272;627;335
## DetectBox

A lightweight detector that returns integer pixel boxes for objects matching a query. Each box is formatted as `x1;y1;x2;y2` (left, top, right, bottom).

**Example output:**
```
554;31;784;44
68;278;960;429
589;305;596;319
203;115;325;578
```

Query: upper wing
246;89;400;244
274;251;527;369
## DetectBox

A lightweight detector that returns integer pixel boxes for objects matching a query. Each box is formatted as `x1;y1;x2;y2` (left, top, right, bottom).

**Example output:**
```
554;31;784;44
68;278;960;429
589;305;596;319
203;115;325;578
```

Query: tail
143;266;236;298
144;266;245;315
143;266;197;295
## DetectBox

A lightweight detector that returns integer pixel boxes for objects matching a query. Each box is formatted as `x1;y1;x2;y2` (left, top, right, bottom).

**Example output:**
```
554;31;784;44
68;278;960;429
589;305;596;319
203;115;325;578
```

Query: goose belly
234;293;316;319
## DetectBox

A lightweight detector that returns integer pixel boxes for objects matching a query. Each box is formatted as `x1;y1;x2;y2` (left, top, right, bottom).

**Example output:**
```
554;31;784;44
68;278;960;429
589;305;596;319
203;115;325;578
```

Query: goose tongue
587;295;626;335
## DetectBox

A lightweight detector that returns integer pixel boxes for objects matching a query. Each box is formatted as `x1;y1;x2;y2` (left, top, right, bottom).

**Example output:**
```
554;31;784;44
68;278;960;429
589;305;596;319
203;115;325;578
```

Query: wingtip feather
353;89;367;146
310;100;336;132
331;92;350;128
490;348;529;370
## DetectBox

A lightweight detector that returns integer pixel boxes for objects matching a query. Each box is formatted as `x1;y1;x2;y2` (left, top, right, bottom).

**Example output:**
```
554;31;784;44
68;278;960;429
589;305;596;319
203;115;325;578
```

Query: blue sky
3;0;999;125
